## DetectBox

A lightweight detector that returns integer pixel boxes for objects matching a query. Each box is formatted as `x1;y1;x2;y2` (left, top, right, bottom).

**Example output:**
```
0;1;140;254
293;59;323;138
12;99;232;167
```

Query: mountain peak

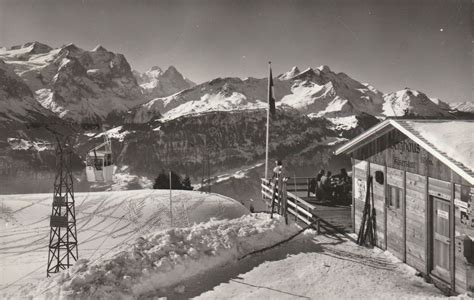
165;65;179;73
149;66;162;72
162;66;183;78
317;65;331;73
278;66;301;80
92;44;108;52
61;43;82;54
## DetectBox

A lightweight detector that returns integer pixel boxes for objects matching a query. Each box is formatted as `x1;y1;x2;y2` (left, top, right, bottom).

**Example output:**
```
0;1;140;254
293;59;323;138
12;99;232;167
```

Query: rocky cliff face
135;65;195;100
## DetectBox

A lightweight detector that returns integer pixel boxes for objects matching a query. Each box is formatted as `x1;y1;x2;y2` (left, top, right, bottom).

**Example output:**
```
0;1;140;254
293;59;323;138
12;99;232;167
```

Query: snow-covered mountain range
0;42;468;125
0;41;472;194
0;42;145;123
130;65;456;123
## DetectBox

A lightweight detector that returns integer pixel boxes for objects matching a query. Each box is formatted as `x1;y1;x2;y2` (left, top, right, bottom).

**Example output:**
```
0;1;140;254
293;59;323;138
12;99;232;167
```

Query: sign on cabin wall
354;130;452;182
456;185;471;227
354;178;366;203
391;140;433;169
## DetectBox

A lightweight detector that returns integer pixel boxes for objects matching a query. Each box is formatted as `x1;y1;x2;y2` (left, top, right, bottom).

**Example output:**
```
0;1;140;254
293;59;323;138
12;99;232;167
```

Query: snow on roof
403;120;473;171
335;119;474;185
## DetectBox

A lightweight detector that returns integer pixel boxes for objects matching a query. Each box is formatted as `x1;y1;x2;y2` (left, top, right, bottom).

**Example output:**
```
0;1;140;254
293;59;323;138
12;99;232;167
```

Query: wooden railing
285;177;316;198
261;178;320;231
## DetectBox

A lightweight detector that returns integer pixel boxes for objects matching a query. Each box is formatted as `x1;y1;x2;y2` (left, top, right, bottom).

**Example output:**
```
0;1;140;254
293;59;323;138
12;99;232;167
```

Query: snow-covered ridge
1;41;467;124
131;64;389;122
382;88;451;117
450;101;474;113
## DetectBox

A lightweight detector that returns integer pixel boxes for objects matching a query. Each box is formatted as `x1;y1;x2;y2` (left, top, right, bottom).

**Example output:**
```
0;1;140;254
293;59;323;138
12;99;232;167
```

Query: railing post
307;178;310;199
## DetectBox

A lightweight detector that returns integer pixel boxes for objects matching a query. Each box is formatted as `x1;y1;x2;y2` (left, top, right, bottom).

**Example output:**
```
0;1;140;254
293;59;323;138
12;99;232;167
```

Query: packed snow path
0;190;248;296
193;232;445;300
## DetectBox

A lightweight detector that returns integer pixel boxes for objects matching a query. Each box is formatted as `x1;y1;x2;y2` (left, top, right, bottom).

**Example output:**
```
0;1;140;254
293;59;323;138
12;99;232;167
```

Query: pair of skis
357;175;377;246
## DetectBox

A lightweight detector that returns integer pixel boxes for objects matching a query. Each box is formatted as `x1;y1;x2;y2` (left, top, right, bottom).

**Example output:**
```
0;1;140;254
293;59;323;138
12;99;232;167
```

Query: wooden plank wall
405;172;427;272
351;128;474;293
370;163;386;249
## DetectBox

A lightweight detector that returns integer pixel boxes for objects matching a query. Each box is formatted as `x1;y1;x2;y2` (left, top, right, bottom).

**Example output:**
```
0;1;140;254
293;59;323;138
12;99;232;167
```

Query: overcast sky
0;0;471;102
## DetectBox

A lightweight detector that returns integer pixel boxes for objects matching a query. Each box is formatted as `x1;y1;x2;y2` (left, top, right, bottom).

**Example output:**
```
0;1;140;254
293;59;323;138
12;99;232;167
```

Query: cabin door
386;184;404;259
385;168;404;259
431;196;451;282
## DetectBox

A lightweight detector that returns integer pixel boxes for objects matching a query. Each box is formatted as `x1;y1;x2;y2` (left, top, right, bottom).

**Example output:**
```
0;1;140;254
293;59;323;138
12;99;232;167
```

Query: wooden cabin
335;119;473;295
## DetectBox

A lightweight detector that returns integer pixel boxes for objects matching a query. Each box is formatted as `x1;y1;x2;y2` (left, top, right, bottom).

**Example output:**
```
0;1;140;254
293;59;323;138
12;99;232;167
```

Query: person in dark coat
333;168;350;203
320;171;332;201
314;169;325;199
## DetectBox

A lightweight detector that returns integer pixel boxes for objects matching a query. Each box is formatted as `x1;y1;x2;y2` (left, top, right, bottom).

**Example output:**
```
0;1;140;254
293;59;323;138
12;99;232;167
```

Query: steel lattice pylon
46;137;79;277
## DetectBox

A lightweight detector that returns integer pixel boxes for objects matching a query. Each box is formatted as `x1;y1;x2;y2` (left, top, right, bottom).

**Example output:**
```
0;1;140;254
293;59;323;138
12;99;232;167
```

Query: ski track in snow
0;191;459;299
0;190;248;296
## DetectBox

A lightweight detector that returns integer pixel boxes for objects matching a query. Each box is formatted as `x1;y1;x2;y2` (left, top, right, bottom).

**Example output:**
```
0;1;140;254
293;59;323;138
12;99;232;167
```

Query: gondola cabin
335;119;473;295
85;135;114;182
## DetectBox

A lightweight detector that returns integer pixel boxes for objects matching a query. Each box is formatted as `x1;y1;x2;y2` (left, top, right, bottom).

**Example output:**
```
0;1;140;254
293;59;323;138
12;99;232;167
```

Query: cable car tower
47;136;79;277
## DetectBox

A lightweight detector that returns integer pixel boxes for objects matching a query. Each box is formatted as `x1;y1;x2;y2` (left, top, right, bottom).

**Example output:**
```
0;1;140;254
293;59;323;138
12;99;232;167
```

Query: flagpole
265;61;271;180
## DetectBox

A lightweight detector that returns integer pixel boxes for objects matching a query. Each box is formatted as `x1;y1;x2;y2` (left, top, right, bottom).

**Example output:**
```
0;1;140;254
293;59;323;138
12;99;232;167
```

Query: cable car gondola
85;134;114;182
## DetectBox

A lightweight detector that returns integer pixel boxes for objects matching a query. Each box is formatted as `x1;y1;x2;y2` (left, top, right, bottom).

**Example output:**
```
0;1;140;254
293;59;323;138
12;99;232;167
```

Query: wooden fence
285;177;316;198
261;178;352;233
261;178;320;231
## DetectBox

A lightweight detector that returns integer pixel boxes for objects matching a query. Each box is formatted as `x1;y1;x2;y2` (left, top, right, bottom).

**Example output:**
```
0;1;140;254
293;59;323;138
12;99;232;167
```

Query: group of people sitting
311;168;351;204
270;160;352;206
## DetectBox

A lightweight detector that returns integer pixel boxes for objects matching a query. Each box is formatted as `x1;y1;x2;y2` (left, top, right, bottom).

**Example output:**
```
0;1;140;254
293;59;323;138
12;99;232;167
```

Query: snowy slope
450;101;474;113
429;97;451;110
129;76;290;122
0;42;145;123
382;89;451;117
280;66;385;118
134;65;195;100
0;190;248;296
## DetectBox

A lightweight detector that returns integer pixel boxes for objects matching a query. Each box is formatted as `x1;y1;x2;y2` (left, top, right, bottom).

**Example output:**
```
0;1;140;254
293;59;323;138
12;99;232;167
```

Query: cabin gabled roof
335;119;474;185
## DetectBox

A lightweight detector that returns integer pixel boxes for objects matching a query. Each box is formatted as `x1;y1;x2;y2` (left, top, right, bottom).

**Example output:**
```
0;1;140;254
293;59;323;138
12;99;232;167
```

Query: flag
268;66;276;115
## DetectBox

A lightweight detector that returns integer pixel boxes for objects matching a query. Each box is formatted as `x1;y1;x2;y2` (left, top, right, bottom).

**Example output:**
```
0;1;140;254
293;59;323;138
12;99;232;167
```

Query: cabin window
388;185;402;209
104;154;112;166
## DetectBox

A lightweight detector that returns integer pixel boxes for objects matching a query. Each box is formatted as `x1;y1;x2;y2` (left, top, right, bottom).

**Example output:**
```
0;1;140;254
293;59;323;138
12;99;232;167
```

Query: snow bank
24;214;299;299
